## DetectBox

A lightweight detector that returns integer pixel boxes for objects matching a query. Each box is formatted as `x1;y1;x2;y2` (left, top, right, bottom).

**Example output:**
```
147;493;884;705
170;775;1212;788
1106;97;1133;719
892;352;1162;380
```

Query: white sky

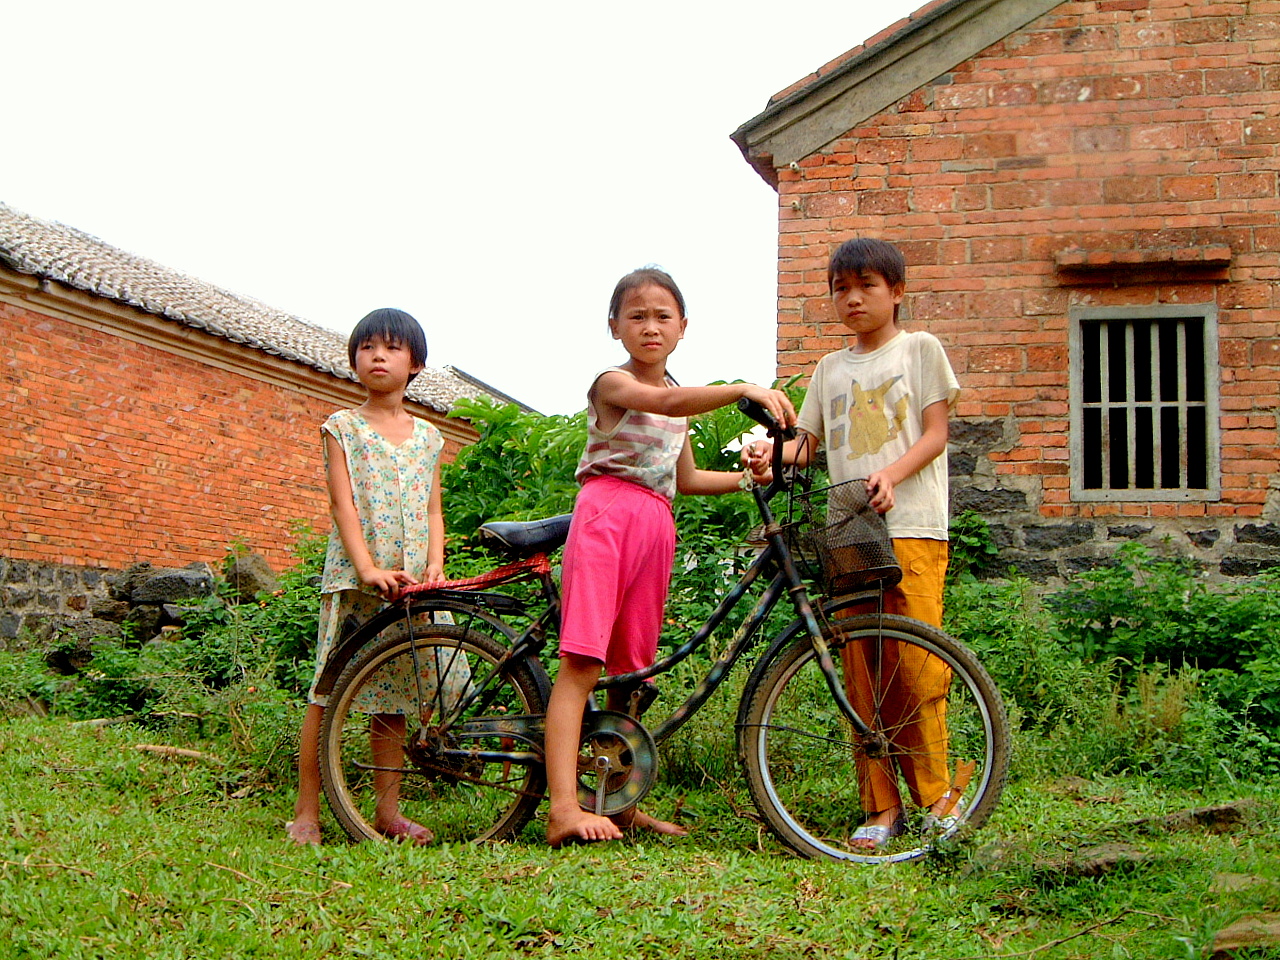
3;1;919;415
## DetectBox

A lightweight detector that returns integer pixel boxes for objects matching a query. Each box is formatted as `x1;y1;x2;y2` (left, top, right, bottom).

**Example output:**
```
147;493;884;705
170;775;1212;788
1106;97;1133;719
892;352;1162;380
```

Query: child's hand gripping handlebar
737;397;796;501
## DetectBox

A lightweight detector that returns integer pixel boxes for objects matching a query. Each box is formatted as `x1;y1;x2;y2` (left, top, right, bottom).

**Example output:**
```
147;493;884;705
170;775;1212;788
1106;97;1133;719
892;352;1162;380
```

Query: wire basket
788;479;902;595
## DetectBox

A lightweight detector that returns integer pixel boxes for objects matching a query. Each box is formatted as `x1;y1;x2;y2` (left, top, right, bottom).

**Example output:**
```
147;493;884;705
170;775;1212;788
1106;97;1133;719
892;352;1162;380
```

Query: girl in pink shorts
543;267;795;848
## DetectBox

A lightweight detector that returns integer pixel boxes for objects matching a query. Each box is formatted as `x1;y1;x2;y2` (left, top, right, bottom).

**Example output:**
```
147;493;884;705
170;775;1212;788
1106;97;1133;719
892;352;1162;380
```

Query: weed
944;572;1276;786
0;648;59;717
947;509;1000;584
0;713;1276;960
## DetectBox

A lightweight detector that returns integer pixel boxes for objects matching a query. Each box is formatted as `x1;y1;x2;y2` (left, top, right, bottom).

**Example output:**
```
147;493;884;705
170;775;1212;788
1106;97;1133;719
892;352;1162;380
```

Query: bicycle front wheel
320;619;549;844
738;614;1009;863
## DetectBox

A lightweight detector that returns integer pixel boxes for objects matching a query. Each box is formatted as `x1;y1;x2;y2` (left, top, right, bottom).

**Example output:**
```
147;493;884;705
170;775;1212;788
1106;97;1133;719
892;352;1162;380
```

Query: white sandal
851;811;906;850
921;793;967;834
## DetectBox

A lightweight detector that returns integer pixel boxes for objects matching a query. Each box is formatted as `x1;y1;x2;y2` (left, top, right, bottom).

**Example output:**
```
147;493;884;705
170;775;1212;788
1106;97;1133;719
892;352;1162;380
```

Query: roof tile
0;201;495;413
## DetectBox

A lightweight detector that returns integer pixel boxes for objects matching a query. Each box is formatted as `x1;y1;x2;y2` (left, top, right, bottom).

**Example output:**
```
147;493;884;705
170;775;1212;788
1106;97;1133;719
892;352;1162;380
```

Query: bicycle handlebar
736;397;795;501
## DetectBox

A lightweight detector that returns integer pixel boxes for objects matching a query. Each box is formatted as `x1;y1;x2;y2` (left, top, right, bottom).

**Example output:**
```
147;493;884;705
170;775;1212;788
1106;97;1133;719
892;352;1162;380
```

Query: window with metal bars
1069;305;1219;501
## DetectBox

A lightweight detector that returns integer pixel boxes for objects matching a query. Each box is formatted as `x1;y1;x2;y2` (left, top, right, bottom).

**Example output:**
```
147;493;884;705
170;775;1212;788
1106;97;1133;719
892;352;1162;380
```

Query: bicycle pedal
592;756;612;816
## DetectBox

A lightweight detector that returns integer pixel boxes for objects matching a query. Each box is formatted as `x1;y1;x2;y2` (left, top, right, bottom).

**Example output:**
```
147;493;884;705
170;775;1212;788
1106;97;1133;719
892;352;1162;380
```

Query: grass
2;714;1278;959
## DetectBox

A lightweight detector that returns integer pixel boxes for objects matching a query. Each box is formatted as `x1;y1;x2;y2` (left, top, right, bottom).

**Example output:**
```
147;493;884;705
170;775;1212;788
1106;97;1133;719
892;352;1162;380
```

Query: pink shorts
558;475;675;676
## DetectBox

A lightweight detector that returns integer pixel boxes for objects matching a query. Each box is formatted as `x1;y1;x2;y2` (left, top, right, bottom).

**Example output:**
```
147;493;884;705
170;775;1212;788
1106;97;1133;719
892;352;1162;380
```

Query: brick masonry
0;297;469;636
770;0;1280;582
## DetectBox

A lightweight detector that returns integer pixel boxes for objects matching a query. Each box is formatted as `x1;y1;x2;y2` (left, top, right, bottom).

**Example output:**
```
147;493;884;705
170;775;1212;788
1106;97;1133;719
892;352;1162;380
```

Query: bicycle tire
320;617;550;844
737;613;1009;863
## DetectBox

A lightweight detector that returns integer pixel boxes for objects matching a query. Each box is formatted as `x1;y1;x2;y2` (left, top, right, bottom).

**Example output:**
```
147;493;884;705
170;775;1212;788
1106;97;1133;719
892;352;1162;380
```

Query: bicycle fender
760;594;880;656
312;597;519;699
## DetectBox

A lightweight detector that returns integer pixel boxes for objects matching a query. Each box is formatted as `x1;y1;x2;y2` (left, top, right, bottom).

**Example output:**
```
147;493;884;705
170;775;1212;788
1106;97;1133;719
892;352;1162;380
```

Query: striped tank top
574;367;687;502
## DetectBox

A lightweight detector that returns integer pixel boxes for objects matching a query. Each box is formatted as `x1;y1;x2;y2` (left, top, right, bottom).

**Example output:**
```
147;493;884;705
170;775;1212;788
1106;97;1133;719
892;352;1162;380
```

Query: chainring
574;710;657;816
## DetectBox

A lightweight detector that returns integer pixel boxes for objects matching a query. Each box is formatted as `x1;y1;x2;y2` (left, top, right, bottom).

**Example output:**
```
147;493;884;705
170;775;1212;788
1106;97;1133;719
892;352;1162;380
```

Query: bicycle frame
401;477;876;763
367;400;878;773
597;482;869;743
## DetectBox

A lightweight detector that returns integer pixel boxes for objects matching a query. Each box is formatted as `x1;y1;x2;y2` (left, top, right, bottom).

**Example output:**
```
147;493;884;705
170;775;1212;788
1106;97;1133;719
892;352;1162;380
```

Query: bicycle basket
789;479;902;594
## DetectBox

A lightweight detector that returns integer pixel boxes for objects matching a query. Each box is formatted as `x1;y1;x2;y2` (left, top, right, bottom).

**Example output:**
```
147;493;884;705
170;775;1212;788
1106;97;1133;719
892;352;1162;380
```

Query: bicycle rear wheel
320;617;550;844
738;614;1009;863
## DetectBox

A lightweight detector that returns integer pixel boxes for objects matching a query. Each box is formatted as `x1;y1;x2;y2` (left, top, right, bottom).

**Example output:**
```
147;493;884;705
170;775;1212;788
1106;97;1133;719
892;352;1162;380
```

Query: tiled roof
0;201;496;413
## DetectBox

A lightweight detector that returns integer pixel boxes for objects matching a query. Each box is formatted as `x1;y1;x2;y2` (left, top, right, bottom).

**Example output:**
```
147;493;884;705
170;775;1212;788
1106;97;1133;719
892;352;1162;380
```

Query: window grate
1070;306;1218;502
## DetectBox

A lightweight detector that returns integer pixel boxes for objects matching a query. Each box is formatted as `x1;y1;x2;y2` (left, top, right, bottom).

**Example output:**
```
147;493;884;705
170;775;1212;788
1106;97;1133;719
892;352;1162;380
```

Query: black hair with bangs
827;238;907;292
347;308;428;382
607;266;687;321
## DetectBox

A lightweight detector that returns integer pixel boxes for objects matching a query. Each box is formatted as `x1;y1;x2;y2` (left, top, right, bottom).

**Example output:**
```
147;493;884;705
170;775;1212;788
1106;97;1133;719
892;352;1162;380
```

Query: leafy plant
0;649;60;717
947;509;999;583
684;376;803;472
56;641;172;720
234;521;325;693
443;397;584;541
1043;542;1280;671
945;576;1100;730
947;558;1280;784
1045;545;1280;753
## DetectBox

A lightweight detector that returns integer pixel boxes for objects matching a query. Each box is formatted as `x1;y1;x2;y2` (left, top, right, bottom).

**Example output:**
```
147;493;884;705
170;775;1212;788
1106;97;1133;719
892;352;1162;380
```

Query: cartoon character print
825;376;908;461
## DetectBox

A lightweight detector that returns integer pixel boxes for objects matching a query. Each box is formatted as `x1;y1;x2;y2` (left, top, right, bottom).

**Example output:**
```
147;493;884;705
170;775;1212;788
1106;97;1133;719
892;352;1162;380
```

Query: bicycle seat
479;514;573;556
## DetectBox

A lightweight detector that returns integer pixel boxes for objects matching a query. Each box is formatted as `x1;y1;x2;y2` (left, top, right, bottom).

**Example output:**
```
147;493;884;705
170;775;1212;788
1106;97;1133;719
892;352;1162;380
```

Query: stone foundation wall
0;555;115;645
949;420;1280;584
0;554;270;653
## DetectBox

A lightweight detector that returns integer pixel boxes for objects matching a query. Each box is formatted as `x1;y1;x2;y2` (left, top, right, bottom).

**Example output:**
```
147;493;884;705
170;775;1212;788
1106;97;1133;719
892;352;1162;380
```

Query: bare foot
286;819;322;846
612;807;689;838
378;815;434;845
546;807;624;848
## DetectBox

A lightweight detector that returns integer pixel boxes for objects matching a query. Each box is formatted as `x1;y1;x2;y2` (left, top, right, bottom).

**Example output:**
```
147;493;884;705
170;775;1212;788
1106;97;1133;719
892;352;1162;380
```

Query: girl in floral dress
287;308;467;845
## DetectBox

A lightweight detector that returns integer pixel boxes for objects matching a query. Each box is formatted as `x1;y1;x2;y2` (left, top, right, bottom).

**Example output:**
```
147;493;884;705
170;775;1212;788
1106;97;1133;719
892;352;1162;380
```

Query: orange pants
840;538;952;812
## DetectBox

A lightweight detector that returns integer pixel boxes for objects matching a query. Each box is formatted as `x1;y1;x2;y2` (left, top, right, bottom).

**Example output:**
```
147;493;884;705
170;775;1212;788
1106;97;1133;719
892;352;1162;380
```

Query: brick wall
774;0;1280;578
0;298;467;576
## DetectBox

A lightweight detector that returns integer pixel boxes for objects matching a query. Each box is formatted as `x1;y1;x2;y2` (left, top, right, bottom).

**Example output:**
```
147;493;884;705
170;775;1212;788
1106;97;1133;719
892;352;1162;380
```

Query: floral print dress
307;409;470;712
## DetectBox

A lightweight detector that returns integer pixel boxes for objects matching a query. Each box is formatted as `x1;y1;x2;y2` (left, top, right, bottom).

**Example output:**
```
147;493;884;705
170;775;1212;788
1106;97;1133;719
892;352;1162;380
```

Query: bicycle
314;400;1010;863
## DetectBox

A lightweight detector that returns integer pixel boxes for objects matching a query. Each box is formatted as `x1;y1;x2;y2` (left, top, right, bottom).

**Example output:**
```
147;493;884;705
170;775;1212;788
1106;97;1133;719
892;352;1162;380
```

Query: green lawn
2;715;1277;959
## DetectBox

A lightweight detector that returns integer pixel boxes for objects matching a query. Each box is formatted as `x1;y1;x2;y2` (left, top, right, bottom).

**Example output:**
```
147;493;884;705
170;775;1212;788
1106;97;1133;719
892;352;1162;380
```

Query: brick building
0;202;505;637
734;0;1280;580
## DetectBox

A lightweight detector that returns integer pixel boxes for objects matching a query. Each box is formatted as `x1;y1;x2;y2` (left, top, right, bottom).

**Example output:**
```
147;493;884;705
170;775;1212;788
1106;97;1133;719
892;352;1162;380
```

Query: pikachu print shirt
796;330;960;540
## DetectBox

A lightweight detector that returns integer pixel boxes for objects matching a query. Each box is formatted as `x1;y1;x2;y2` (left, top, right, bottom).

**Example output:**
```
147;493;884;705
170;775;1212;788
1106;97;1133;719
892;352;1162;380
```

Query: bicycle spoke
739;614;1009;863
321;618;548;844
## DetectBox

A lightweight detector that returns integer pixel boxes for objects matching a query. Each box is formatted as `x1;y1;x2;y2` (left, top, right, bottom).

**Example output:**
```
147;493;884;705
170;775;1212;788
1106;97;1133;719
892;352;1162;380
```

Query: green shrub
1044;544;1280;768
54;640;173;720
443;397;584;541
947;509;1000;583
1047;543;1280;672
248;522;325;656
1203;657;1280;767
946;552;1280;784
231;524;325;694
0;648;61;717
945;576;1104;734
